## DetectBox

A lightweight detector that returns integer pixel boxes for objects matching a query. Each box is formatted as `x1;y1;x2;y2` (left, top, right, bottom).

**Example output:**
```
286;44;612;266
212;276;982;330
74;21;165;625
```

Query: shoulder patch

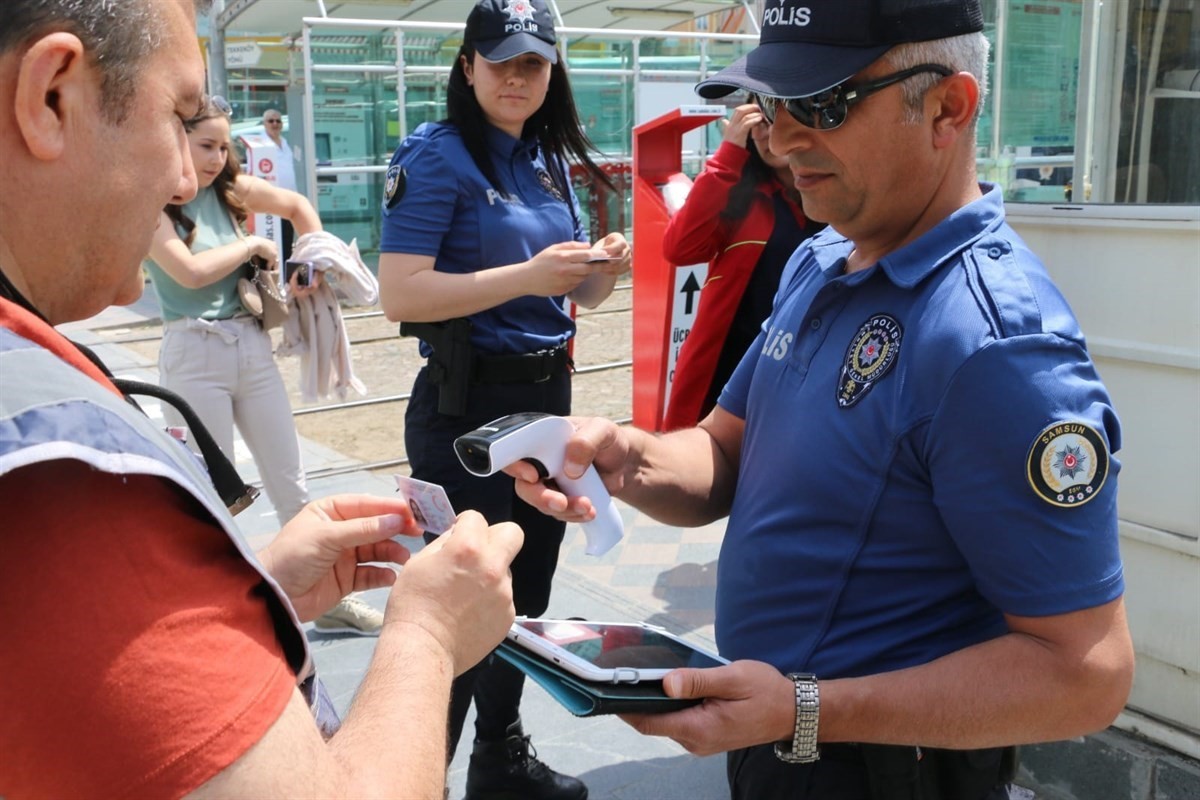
837;314;902;409
384;164;407;209
1026;421;1110;507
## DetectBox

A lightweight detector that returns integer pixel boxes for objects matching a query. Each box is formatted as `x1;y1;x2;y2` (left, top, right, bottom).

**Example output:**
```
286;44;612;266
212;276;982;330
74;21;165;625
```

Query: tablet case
494;640;702;717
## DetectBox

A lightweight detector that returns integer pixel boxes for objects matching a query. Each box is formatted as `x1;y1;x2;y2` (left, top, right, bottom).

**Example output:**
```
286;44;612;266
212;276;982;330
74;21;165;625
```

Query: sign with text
225;41;262;68
663;264;707;417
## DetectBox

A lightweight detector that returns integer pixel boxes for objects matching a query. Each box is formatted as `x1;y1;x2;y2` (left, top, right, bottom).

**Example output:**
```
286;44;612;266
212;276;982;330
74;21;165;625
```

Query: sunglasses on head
755;64;953;131
209;95;233;116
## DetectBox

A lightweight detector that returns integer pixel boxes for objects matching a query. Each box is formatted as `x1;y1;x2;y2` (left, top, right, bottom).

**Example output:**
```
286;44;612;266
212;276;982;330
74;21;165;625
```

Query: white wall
1008;204;1200;757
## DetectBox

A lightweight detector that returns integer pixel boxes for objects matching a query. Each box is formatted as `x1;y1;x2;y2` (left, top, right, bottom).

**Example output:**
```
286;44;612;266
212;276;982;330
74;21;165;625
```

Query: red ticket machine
631;105;725;431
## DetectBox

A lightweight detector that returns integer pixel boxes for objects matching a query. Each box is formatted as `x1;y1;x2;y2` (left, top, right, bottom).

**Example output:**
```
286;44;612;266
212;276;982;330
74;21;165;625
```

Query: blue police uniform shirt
380;121;586;355
715;184;1124;679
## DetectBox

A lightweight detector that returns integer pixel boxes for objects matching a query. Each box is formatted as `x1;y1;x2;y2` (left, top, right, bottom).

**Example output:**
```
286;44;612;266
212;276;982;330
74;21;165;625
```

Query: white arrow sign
663;263;708;416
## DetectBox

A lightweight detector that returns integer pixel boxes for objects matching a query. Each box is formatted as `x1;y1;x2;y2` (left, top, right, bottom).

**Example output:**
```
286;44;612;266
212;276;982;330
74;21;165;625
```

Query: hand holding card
394;475;457;535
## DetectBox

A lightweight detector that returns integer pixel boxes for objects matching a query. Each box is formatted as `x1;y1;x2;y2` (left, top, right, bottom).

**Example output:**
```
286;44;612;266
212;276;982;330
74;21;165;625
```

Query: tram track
107;284;636;480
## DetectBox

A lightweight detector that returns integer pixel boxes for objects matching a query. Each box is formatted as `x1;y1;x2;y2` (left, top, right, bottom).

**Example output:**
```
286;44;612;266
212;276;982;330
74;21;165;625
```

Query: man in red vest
0;2;522;797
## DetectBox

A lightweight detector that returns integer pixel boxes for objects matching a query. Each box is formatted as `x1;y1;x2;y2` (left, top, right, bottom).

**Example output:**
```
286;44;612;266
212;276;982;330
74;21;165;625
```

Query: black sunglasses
756;64;953;131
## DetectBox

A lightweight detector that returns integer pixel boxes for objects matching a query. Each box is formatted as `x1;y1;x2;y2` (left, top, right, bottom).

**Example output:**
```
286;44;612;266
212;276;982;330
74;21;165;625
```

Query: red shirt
0;298;296;798
662;142;809;430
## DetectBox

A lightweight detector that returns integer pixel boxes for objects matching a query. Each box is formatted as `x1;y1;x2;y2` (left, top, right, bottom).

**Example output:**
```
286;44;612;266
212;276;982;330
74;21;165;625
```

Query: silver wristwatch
774;672;820;763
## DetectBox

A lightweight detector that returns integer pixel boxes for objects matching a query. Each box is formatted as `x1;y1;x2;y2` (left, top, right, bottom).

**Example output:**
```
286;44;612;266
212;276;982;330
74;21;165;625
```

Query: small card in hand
394;475;456;534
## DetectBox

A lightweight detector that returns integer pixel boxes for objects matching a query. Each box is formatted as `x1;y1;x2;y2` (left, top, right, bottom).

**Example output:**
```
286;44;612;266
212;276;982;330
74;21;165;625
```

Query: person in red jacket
663;102;824;430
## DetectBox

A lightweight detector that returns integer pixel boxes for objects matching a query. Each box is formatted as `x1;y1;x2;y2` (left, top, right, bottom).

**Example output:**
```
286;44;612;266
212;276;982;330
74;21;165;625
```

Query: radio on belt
453;412;624;556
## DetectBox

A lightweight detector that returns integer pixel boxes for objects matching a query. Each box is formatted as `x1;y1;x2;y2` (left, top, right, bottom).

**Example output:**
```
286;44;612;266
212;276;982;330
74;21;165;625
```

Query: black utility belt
398;319;569;416
473;346;571;384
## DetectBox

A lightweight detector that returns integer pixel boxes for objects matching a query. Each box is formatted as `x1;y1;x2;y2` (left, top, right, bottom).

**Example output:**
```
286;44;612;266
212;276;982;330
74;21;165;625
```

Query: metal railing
107;283;635;483
298;16;756;202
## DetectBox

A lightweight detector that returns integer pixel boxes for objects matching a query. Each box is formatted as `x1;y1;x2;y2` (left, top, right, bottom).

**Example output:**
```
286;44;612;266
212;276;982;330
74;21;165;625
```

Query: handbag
237;255;289;331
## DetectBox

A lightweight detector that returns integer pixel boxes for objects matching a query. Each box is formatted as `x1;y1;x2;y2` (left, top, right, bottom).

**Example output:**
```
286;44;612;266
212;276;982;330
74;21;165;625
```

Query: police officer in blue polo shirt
378;1;629;797
511;1;1134;798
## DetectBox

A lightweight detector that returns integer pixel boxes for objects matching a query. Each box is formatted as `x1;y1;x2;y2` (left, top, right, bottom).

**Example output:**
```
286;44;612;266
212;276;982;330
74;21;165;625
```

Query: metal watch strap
774;673;820;763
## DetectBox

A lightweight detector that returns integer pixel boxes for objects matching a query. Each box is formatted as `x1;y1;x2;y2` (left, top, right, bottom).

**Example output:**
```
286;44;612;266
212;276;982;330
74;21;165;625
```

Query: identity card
393;474;457;535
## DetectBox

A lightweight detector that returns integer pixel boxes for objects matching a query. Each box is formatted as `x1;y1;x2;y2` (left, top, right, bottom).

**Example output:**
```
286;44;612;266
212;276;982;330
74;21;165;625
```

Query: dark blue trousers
405;364;571;751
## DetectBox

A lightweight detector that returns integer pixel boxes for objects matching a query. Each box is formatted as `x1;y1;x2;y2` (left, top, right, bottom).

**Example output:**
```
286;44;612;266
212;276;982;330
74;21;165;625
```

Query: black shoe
463;721;588;800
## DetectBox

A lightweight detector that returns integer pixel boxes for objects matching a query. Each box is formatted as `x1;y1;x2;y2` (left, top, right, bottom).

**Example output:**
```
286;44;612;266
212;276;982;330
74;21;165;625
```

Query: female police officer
377;1;629;798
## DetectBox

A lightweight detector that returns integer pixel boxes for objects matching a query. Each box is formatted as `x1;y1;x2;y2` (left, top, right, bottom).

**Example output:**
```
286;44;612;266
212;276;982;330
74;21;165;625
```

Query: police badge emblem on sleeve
1026;421;1110;507
384;164;406;209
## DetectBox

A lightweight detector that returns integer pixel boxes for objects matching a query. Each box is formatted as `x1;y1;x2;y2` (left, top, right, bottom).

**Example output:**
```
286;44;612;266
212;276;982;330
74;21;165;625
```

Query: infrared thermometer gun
453;412;624;556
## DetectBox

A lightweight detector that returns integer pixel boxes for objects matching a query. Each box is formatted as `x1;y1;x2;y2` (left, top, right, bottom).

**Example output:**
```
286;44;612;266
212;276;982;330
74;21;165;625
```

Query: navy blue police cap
465;0;559;64
696;0;983;100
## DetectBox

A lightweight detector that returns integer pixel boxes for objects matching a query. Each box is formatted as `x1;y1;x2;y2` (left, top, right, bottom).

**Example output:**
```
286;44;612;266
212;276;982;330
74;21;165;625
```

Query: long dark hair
446;42;615;202
165;99;250;248
722;137;783;222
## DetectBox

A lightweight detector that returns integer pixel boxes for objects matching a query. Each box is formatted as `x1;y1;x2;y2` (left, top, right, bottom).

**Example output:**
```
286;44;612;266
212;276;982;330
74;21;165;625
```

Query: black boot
463;720;588;800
